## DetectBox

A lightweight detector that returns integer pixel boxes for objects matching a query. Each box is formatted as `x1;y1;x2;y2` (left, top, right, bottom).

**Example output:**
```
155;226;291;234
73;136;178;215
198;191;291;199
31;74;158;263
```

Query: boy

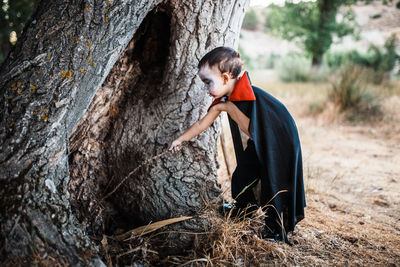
169;46;306;244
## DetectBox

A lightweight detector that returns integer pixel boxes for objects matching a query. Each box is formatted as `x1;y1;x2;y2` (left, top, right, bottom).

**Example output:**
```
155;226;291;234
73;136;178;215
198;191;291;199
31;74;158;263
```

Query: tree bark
0;0;248;265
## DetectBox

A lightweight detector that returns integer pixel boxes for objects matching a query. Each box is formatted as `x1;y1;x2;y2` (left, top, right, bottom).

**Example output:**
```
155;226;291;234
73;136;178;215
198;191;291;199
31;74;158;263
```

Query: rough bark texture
0;0;248;265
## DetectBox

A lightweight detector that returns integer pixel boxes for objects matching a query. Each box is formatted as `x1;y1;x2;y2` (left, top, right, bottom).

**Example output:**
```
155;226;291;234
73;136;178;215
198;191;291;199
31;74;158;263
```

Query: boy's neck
226;77;239;97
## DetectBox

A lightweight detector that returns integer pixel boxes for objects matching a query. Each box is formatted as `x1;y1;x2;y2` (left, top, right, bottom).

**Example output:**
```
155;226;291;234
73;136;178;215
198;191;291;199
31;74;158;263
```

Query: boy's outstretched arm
168;103;225;152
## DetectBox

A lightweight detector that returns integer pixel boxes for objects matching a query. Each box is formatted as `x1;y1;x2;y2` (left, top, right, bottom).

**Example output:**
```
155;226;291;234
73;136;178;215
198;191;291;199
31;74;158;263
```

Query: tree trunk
0;0;248;265
312;0;338;67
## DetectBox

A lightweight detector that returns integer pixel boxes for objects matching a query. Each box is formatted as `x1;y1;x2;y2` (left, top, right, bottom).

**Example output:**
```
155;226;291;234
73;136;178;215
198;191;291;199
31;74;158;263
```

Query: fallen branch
114;216;193;241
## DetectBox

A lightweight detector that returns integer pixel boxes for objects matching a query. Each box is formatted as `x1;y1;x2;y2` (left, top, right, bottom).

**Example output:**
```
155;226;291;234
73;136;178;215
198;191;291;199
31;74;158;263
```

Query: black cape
214;71;306;234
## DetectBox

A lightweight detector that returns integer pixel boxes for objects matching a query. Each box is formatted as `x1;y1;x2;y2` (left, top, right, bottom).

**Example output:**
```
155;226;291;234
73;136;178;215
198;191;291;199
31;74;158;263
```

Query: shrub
308;101;326;115
328;65;382;122
370;13;382;19
242;9;258;31
367;35;399;84
276;53;311;82
323;34;400;84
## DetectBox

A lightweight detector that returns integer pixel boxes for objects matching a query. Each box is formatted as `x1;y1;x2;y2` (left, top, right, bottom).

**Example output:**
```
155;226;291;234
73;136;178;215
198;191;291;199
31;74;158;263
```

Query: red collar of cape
208;70;256;111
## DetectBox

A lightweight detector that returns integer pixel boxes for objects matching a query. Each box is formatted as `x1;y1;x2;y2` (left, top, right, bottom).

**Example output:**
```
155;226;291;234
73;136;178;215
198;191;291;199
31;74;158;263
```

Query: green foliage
328;64;382;121
242;8;259;31
324;50;360;70
371;13;382;19
0;0;40;63
265;0;358;66
276;53;312;82
375;35;399;72
323;34;400;84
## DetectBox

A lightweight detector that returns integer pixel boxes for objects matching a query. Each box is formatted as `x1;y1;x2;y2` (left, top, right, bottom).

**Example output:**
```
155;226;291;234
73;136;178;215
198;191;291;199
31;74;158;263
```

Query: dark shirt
232;100;253;119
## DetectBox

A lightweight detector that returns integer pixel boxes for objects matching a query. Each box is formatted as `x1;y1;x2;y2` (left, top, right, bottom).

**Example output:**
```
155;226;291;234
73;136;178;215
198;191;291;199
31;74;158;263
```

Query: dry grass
97;201;297;266
98;190;400;266
166;206;282;266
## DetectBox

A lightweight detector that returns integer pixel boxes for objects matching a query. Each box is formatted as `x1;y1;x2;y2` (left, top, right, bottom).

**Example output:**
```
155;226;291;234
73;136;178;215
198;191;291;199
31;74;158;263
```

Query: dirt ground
215;74;400;265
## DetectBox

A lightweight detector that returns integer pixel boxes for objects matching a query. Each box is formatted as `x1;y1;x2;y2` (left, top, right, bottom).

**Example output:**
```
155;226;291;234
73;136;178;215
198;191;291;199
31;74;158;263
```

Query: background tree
265;0;358;66
0;0;249;265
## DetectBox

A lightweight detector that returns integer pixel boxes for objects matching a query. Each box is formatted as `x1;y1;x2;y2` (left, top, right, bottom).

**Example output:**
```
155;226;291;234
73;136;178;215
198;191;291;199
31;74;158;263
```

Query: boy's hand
169;139;184;152
211;101;230;112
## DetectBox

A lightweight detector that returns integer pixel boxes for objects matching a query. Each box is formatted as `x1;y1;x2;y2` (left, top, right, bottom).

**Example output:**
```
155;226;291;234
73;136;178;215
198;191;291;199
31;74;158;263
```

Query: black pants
231;138;260;207
231;138;281;233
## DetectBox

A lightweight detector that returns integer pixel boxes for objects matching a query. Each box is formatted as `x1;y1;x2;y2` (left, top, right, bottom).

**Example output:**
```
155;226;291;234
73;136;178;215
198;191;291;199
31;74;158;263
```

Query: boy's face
198;63;232;99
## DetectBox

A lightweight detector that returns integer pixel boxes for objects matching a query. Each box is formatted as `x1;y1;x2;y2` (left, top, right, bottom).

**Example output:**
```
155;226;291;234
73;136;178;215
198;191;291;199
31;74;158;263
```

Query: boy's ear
221;72;231;84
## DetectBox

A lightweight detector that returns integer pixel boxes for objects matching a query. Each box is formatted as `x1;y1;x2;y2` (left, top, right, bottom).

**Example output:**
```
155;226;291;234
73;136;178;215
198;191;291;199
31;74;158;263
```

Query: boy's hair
197;46;244;79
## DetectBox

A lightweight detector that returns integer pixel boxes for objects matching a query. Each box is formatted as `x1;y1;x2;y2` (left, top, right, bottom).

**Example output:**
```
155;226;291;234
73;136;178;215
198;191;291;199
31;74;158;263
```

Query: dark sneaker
262;227;293;246
261;226;280;242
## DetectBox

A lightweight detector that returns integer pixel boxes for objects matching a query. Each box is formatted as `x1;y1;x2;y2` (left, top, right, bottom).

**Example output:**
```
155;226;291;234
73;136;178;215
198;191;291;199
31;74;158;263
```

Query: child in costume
169;46;306;244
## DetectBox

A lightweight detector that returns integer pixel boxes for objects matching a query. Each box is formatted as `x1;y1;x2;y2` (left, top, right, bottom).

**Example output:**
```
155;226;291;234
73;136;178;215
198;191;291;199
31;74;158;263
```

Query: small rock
89;256;107;267
236;258;244;265
373;199;389;207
